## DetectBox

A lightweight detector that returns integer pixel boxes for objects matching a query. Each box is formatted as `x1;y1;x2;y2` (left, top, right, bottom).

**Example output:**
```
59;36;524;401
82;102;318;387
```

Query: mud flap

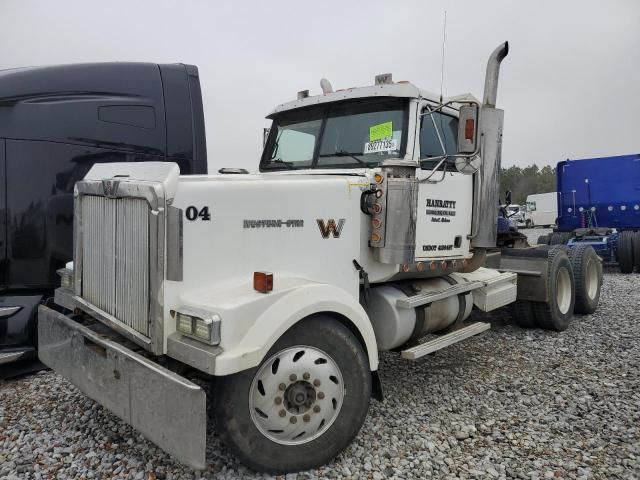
37;305;207;469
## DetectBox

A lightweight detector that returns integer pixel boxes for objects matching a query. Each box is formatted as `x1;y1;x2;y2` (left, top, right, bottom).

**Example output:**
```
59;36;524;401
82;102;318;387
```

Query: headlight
57;268;74;289
172;307;221;345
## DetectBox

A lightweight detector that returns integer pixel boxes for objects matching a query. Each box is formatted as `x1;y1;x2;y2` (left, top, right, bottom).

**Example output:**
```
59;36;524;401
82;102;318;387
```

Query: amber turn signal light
465;118;475;140
254;271;273;293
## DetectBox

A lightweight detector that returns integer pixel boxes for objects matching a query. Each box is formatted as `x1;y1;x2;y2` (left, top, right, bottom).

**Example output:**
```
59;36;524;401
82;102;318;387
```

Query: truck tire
549;232;564;245
533;247;575;331
560;232;572;243
525;219;533;228
617;230;634;274
633;231;640;273
510;300;536;328
211;315;371;474
537;234;550;245
568;244;602;314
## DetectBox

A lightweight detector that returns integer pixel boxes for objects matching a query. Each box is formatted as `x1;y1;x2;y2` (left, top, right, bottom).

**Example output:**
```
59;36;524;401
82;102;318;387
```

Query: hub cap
556;267;572;314
585;258;598;299
249;346;344;445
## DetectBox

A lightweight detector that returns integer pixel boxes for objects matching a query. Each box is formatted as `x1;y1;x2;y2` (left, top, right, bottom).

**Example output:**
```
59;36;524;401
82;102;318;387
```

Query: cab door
414;108;473;261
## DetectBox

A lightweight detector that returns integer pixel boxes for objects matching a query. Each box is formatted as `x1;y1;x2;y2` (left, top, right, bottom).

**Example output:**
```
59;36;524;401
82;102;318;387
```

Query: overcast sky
1;0;639;172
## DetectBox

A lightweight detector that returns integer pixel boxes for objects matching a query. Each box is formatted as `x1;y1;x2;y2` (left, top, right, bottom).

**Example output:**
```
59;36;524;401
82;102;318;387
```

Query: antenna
439;10;447;103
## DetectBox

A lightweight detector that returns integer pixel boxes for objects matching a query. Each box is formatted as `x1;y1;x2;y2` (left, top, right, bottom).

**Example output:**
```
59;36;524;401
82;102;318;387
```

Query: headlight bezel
172;306;221;346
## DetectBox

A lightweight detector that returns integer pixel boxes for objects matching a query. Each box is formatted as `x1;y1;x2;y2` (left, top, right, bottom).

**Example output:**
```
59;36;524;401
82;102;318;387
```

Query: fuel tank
364;276;474;351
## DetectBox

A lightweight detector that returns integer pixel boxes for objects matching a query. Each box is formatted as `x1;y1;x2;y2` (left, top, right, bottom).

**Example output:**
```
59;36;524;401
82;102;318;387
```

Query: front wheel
211;315;371;474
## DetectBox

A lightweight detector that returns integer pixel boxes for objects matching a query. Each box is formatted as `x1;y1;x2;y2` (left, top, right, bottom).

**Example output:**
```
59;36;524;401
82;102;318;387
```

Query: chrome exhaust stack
471;41;509;249
483;42;509;107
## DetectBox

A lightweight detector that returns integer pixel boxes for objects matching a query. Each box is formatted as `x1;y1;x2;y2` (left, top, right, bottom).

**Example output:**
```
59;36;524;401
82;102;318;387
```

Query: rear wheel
633;231;640;273
211;316;371;474
549;232;564;245
560;232;573;243
617;231;635;274
537;234;550;245
533;247;575;331
568;244;602;314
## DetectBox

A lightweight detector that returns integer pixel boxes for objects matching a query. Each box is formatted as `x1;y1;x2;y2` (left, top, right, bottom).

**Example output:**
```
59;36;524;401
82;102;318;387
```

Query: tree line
499;165;556;205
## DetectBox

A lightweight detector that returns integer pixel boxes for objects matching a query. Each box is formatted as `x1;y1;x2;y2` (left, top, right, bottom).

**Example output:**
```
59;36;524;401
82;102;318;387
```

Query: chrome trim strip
166;206;183;282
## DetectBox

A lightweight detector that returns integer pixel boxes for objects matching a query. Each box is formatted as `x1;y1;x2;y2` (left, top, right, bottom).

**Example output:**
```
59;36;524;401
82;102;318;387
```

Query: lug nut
303;372;310;380
313;379;321;387
318;392;325;400
275;397;282;405
279;409;286;417
279;383;287;391
290;416;297;424
313;405;321;413
303;414;311;423
289;374;297;382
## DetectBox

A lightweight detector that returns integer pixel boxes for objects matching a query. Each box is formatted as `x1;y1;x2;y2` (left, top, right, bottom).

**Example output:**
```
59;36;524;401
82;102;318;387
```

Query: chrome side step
0;347;35;365
396;281;484;309
400;322;491;360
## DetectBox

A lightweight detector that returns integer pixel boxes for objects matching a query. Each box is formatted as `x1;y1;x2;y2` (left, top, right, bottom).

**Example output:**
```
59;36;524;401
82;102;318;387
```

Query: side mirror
457;105;478;154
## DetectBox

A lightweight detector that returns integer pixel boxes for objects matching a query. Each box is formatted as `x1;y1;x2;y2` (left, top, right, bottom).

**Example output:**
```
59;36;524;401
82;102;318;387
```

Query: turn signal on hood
254;271;273;293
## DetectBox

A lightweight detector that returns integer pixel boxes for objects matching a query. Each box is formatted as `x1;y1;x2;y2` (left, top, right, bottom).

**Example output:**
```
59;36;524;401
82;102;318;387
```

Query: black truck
0;62;208;368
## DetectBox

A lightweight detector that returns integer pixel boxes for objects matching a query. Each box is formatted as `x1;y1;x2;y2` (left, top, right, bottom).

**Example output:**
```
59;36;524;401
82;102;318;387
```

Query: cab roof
268;81;444;118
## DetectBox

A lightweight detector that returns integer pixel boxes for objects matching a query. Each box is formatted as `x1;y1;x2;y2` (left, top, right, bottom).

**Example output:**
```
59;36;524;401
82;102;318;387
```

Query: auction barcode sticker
364;138;398;154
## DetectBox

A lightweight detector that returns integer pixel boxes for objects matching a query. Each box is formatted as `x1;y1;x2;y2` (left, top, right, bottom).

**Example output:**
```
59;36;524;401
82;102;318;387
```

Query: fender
208;282;378;376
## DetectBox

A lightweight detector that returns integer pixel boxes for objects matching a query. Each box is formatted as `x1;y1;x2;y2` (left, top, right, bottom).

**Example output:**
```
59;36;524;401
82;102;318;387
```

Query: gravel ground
2;254;638;479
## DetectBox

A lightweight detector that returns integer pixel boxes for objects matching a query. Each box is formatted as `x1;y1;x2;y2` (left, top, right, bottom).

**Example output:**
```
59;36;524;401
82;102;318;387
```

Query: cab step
0;347;35;365
400;322;490;360
396;281;485;309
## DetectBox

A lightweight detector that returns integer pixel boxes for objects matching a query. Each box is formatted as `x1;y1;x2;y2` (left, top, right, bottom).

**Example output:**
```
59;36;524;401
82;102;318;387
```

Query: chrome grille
81;195;150;336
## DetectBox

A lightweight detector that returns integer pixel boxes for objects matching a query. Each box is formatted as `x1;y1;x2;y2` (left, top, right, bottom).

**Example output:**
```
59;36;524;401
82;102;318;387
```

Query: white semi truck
38;43;603;474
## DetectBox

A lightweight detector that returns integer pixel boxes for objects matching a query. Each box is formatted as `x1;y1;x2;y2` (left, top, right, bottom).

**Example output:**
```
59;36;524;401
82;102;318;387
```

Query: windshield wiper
319;151;372;166
264;158;295;170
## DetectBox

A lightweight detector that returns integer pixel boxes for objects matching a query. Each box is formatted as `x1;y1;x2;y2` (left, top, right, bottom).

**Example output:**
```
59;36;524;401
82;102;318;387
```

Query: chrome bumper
37;305;207;470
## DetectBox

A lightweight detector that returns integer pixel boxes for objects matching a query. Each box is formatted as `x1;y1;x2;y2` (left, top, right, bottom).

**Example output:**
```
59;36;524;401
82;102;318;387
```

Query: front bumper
37;305;207;469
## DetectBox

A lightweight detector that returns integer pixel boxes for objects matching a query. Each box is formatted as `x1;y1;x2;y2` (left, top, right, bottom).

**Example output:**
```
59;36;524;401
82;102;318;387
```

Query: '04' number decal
185;206;211;221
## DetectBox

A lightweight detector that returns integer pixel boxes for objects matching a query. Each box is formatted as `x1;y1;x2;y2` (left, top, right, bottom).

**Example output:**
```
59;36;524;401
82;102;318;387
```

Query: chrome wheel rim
585;258;598;300
556;267;572;314
249;346;344;445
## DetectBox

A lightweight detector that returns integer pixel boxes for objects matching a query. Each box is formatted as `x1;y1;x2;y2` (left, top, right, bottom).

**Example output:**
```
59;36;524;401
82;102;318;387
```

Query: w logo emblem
316;218;346;239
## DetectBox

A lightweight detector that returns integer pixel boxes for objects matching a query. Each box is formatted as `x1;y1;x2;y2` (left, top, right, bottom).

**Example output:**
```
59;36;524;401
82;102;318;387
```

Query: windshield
261;98;408;170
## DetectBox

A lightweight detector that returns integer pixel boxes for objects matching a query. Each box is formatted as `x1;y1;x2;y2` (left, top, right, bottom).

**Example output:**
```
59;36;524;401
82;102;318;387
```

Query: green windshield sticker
369;121;393;142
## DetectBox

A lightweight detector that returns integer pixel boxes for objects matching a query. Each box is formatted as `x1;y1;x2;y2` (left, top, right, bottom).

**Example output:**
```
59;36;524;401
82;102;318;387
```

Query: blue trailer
548;154;640;273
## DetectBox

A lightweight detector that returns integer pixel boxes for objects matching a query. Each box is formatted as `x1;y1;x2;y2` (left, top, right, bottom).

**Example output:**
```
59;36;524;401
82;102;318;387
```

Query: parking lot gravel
1;234;638;479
